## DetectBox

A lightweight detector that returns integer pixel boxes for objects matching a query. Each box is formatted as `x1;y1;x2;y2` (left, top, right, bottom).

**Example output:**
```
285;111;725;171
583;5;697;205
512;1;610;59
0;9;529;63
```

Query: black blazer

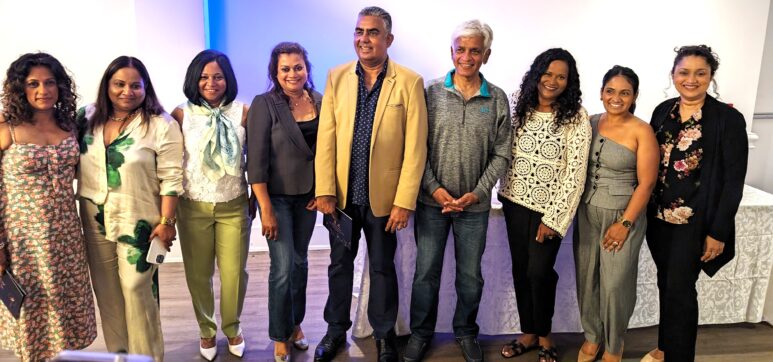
649;95;748;276
246;90;323;195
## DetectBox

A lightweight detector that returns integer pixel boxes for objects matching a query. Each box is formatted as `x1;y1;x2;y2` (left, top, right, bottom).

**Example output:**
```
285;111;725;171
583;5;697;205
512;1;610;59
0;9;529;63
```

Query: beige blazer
315;59;428;217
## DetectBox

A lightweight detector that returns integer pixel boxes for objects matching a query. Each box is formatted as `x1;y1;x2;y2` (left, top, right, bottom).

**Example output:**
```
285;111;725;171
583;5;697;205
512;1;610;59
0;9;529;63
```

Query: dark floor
2;250;773;361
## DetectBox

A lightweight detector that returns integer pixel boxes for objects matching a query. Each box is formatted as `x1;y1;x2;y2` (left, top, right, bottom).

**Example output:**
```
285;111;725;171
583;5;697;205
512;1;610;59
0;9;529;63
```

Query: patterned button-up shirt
653;101;704;224
348;59;388;205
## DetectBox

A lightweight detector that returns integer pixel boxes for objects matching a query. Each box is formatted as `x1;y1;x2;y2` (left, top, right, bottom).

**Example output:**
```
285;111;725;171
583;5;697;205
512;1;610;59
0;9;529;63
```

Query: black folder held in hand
1;271;26;319
323;208;354;250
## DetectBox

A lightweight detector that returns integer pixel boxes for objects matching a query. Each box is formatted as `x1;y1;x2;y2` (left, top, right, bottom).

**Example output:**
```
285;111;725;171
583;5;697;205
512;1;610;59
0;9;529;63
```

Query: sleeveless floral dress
0;134;97;361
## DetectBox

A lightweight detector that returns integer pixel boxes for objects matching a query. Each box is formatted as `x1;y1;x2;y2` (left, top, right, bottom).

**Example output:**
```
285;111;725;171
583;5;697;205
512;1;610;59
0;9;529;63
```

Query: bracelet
159;216;177;226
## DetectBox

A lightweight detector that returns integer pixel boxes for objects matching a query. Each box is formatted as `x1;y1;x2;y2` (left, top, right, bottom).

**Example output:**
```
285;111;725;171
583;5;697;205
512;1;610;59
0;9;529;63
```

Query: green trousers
177;195;250;338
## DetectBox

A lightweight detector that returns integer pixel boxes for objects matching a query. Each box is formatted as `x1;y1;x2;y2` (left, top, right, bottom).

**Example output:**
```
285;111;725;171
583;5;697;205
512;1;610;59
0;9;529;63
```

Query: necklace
286;91;310;109
109;109;138;123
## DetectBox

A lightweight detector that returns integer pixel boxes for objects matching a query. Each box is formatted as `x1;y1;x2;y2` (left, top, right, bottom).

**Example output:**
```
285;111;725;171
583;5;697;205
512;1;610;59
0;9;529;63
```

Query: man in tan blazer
313;6;427;362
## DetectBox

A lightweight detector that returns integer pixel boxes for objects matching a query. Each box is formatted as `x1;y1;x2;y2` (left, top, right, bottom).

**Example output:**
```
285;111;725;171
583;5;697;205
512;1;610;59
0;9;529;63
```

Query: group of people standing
0;4;748;362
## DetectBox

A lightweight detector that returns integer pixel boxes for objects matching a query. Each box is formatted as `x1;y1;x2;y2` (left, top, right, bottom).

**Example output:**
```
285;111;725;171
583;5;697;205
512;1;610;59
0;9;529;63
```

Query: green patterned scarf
193;100;242;182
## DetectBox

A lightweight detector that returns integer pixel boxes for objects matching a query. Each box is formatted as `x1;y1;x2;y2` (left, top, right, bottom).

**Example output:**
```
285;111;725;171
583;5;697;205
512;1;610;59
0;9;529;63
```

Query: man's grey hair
451;19;493;52
359;6;392;34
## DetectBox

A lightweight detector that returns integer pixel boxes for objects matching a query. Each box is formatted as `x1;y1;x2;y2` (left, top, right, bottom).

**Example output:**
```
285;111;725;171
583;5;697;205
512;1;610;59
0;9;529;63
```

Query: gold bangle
159;216;177;226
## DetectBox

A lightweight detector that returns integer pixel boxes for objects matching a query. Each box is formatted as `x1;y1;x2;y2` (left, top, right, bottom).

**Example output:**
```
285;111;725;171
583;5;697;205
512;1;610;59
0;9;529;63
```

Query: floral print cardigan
77;104;183;268
652;101;703;224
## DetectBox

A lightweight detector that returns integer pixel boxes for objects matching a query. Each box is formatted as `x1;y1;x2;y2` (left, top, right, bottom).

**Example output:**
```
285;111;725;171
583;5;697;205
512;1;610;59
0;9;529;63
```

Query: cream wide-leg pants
80;200;164;362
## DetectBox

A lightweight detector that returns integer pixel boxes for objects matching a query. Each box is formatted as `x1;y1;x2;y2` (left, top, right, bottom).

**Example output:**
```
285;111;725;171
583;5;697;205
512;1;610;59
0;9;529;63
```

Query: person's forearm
160;195;178;218
251;183;272;212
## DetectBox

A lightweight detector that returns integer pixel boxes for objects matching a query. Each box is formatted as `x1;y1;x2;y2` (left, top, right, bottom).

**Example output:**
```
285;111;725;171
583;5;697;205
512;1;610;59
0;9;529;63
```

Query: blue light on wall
204;0;228;52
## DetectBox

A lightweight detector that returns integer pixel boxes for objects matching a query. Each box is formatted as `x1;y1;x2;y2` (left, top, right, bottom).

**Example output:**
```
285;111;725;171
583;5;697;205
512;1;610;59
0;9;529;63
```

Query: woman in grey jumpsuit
573;66;659;362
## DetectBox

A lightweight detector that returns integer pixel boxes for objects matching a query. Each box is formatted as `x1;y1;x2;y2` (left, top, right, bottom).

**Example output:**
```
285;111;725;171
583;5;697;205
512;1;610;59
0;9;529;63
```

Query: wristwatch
617;216;633;229
159;216;177;226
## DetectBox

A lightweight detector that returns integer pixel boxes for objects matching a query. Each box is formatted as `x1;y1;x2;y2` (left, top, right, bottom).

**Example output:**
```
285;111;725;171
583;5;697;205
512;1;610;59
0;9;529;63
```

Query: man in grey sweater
403;19;512;362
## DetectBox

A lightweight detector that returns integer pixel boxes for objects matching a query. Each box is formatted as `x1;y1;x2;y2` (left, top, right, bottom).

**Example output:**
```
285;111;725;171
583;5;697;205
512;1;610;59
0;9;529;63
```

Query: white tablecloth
351;185;773;337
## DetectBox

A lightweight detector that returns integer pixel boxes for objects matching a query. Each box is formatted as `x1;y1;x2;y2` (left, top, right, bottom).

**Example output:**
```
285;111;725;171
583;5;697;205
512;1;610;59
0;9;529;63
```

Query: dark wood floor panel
2;250;772;361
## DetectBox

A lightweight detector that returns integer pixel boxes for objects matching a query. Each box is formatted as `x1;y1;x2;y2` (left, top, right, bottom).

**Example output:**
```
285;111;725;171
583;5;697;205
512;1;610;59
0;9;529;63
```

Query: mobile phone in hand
146;236;167;264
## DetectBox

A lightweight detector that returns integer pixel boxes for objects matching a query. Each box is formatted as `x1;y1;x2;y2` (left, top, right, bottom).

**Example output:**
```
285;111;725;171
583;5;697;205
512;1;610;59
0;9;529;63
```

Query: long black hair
513;48;582;130
89;56;164;133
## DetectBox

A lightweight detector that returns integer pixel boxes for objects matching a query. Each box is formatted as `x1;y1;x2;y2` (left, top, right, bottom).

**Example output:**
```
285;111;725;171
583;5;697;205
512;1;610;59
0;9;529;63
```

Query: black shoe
314;333;345;362
375;336;398;362
403;335;430;362
456;336;484;362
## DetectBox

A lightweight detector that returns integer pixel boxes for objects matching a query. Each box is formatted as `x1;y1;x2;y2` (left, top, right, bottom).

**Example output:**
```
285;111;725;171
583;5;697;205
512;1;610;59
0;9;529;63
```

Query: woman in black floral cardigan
642;45;748;362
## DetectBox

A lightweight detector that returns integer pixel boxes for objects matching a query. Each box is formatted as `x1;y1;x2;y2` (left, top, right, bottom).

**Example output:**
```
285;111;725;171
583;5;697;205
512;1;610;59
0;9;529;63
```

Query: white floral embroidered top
179;100;247;203
498;108;592;236
77;104;184;243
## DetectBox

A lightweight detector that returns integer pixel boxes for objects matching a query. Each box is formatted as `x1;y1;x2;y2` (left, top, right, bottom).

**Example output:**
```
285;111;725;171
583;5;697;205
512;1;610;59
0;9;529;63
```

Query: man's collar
444;69;491;97
356;57;389;78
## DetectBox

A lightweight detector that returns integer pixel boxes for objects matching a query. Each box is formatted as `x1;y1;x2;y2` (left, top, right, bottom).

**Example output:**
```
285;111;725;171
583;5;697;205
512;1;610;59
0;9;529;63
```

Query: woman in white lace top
498;48;591;362
171;50;250;361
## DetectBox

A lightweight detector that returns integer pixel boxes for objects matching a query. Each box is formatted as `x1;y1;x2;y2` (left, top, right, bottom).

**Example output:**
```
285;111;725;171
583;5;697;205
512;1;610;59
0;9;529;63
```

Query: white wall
0;0;204;113
755;1;773;114
214;0;770;129
747;1;773;193
0;0;205;262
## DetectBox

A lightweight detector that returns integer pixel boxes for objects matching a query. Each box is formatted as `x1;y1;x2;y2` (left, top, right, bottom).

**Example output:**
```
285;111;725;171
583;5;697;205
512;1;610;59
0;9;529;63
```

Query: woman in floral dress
0;53;97;361
642;45;748;362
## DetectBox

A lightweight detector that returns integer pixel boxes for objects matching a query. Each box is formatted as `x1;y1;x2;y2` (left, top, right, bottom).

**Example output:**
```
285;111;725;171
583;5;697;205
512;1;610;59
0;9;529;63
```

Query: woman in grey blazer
246;42;322;362
573;66;658;362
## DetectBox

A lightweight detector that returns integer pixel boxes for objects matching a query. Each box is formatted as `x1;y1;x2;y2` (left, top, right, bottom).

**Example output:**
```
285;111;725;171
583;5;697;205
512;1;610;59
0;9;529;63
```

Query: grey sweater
419;71;512;212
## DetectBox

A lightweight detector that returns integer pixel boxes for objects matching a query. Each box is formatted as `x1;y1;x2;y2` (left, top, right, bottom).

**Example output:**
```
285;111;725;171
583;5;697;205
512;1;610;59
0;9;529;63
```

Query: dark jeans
410;203;489;340
500;196;562;337
647;217;703;361
263;193;316;341
324;203;398;339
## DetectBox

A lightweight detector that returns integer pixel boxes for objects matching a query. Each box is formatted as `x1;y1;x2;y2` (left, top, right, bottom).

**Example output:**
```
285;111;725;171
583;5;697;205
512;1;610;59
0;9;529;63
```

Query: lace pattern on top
181;100;247;202
498;108;591;236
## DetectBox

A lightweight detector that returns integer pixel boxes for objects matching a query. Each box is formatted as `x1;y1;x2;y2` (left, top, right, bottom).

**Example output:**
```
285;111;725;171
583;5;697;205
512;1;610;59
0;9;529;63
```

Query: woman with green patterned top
77;56;183;362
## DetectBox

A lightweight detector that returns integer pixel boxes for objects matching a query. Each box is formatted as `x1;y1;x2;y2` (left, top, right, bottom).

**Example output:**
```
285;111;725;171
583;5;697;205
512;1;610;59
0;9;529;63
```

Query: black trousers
323;203;398;339
500;197;562;337
647;217;703;362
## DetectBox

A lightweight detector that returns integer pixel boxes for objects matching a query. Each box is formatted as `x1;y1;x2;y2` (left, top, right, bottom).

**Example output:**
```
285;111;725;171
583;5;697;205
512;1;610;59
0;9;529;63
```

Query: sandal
538;346;558;362
501;339;538;358
291;326;309;350
578;341;600;362
274;341;291;362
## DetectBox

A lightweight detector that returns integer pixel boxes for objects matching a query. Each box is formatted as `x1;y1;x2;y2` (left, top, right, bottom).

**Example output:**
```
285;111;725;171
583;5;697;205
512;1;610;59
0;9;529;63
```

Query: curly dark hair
88;56;164;134
1;52;78;131
267;42;316;107
671;44;720;98
671;44;719;76
513;48;582;130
